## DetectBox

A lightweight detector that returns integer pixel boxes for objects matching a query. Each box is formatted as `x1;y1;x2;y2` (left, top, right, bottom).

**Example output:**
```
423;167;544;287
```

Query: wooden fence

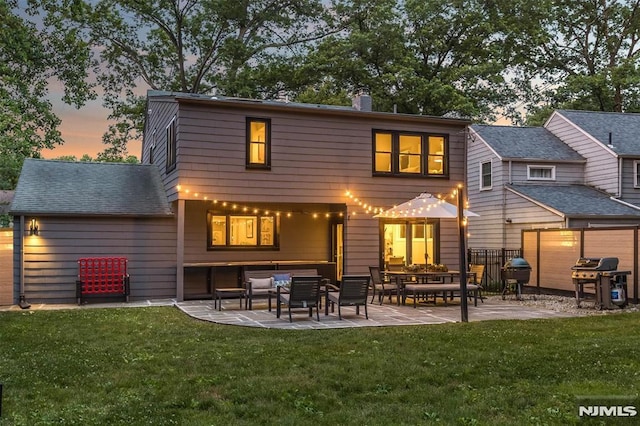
0;229;13;306
522;227;638;303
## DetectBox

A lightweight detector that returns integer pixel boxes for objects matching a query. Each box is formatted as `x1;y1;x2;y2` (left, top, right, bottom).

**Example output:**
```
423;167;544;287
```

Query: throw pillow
249;277;272;289
272;273;291;288
273;273;291;282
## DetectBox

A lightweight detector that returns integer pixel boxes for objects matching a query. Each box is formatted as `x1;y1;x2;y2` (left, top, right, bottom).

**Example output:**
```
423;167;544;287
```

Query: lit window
480;161;492;190
374;133;392;172
208;212;279;250
166;118;176;171
527;165;555;180
427;136;445;175
373;130;448;177
246;118;271;169
399;135;422;174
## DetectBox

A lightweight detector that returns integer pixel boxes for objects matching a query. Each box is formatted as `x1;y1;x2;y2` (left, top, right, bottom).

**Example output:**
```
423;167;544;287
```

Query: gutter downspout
19;216;30;309
618;157;623;197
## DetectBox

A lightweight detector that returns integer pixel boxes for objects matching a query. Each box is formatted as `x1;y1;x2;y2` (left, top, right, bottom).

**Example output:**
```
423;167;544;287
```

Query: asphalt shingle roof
471;124;584;161
10;159;173;217
557;110;640;156
508;184;640;218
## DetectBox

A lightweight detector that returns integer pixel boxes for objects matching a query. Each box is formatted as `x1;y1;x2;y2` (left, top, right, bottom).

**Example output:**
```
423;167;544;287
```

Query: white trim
469;128;503;160
551;111;619;158
479;159;492;191
610;196;640;211
505;186;565;218
634;160;640;188
527;164;556;181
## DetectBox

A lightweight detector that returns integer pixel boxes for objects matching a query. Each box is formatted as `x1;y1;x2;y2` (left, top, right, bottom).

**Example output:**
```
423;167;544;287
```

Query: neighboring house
467;110;640;249
10;92;471;304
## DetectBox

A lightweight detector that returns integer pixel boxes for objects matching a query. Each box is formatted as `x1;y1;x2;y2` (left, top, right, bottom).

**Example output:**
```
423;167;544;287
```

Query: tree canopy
4;0;640;186
0;0;94;188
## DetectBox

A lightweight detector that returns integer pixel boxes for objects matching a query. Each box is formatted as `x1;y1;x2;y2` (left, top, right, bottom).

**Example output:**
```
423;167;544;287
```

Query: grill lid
571;257;618;271
503;257;531;269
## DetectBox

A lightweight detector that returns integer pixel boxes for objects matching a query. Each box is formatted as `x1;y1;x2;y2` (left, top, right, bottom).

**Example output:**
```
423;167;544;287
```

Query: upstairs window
246;118;271;169
480;160;492;190
634;160;640;188
427;136;446;175
166;118;176;171
527;165;555;181
373;130;448;177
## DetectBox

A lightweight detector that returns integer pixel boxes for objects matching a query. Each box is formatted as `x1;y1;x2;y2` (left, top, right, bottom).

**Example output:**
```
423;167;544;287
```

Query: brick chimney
352;93;372;112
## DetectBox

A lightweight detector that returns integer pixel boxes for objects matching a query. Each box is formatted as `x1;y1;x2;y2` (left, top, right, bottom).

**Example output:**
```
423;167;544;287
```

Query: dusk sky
41;94;142;160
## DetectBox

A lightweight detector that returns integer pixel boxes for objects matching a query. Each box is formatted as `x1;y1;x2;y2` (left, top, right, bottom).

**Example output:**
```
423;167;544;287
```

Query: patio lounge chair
369;266;399;304
277;276;322;322
326;275;370;319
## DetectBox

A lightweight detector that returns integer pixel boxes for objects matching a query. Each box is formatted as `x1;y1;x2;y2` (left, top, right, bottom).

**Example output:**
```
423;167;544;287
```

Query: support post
457;187;469;322
176;199;185;302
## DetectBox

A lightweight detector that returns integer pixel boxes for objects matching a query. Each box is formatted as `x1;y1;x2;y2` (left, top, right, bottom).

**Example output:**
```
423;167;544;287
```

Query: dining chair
326;275;370;319
277;275;322;322
468;264;486;303
369;266;399;305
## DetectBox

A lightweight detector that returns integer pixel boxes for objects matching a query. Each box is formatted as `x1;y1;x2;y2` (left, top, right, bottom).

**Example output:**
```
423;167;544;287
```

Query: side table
214;287;246;311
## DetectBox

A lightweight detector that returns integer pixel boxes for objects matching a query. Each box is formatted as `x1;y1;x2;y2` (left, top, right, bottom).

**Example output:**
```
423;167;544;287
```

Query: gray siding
546;113;619;194
504;190;564;248
15;216;176;304
144;97;469;278
467;131;510;248
146;101;468;203
508;162;584;185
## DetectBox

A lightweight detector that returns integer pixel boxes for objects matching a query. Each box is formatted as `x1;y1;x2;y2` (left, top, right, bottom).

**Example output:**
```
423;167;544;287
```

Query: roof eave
171;96;473;126
8;211;174;218
500;157;586;163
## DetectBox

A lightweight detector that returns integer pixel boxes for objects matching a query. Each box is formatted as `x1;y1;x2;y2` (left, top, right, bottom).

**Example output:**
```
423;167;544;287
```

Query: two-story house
467;110;640;250
9;92;471;304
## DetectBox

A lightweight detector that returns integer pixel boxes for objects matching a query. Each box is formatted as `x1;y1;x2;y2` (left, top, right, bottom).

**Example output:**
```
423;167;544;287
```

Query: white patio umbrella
374;192;478;322
373;192;478;219
374;192;478;266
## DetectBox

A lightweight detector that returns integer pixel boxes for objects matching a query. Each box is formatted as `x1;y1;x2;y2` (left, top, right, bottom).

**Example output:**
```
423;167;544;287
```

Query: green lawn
0;307;639;425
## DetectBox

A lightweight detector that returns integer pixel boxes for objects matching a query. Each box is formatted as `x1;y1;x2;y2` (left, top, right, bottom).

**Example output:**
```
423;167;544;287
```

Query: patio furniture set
370;265;485;308
213;264;485;322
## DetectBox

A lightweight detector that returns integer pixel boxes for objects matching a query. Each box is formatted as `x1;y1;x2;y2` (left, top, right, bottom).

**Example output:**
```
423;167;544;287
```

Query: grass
0;307;639;425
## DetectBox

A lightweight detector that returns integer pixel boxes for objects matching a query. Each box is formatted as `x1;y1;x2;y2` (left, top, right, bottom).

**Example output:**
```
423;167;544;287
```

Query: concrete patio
175;296;582;330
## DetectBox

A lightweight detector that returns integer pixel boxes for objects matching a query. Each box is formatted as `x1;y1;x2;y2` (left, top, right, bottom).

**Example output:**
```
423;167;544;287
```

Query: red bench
76;257;130;305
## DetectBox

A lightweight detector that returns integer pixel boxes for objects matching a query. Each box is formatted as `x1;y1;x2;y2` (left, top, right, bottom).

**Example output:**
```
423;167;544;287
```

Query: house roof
471;124;584;161
556;110;640;156
507;184;640;218
10;159;173;217
147;90;473;126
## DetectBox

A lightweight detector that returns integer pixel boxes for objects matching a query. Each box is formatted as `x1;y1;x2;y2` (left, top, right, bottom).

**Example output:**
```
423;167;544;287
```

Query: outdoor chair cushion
250;277;273;289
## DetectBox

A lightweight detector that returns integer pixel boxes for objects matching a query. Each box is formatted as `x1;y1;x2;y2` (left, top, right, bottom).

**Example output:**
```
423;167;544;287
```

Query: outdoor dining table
383;270;475;305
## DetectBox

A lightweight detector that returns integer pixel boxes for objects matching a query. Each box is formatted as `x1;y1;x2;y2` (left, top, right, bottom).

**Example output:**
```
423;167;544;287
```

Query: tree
0;0;94;189
522;0;640;122
294;0;542;122
40;0;334;158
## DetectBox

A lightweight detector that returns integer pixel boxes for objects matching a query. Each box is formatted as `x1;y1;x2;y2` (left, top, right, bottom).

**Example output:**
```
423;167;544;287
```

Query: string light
173;184;472;220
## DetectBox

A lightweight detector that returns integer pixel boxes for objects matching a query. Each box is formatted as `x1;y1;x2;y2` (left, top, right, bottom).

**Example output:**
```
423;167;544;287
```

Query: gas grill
571;257;630;309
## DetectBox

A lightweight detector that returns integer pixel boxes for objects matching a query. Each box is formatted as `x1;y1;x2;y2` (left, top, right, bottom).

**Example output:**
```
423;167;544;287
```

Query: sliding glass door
382;221;438;268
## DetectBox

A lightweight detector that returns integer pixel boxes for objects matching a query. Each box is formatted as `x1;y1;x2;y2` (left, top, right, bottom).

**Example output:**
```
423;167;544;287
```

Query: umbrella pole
457;188;469;322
